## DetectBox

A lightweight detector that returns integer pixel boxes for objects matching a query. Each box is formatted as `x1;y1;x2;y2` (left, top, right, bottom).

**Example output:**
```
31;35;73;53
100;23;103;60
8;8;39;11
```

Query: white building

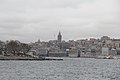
102;47;109;56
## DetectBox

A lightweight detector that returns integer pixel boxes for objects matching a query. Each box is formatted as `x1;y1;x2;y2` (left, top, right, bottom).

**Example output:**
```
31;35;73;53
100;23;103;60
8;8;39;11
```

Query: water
0;58;120;80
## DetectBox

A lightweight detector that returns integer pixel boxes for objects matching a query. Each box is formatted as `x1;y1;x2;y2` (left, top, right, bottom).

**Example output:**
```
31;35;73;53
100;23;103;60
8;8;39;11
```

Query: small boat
105;55;114;59
95;55;114;59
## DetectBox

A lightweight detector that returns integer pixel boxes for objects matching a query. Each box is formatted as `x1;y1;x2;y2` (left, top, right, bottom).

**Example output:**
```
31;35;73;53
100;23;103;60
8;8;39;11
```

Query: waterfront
0;58;120;80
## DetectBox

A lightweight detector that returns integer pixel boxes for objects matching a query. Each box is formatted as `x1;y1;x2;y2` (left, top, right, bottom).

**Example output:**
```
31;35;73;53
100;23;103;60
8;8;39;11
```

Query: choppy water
0;58;120;80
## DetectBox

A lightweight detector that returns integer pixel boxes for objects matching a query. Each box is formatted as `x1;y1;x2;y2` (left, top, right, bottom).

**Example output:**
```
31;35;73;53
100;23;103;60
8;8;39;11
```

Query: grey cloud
0;0;120;42
0;0;95;10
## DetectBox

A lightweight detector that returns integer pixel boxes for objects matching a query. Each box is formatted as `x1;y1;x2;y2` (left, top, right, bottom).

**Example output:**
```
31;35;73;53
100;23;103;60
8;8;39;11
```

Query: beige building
112;39;120;48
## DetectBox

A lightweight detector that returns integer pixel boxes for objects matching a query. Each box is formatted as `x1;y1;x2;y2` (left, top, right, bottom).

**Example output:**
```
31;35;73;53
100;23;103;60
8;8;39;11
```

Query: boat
95;55;114;59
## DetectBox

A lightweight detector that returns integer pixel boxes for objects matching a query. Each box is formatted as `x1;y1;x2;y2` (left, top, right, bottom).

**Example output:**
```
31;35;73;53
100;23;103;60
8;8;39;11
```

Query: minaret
58;32;62;42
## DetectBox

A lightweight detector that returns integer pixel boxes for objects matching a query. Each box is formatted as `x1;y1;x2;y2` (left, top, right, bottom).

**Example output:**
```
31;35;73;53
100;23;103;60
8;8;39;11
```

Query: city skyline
0;0;120;42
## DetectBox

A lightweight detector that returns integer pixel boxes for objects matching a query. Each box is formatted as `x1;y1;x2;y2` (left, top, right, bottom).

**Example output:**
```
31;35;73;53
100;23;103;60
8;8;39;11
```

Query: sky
0;0;120;42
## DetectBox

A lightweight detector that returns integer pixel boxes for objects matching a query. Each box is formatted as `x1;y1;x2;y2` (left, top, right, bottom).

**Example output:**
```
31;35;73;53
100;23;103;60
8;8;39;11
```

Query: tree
6;40;20;55
5;40;31;56
20;43;31;54
0;41;5;55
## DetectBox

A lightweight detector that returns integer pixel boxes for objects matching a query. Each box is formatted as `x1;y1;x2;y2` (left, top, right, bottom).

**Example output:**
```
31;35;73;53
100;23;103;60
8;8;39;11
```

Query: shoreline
0;58;63;61
0;55;63;61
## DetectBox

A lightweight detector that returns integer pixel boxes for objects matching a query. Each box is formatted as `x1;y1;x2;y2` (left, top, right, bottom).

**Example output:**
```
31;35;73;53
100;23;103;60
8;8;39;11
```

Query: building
58;32;62;42
101;36;110;41
112;39;120;48
101;47;109;56
116;48;120;55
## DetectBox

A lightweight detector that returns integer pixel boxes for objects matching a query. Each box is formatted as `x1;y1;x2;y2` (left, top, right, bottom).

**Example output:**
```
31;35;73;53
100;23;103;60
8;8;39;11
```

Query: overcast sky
0;0;120;42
